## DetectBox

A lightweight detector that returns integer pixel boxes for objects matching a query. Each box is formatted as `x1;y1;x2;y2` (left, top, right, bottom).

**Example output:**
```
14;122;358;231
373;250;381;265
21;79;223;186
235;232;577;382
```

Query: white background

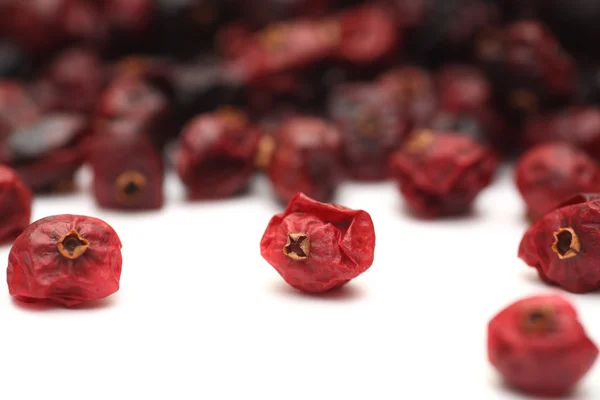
0;166;599;400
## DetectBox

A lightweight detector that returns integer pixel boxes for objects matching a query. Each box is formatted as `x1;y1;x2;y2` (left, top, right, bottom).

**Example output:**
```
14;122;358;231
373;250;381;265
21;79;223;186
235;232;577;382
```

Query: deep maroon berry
328;82;407;181
1;113;90;193
515;143;600;221
0;80;40;141
7;214;123;307
389;130;497;218
488;294;598;396
0;164;32;245
260;192;376;293
174;108;261;200
89;121;164;211
267;116;342;204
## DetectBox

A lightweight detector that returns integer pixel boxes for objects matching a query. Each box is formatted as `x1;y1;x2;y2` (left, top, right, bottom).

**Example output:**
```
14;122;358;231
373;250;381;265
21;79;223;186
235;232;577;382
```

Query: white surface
0;166;599;400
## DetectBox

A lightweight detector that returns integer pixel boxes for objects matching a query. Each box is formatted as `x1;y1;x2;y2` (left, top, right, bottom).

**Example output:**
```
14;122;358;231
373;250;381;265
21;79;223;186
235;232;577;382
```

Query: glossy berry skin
0;165;32;245
488;295;598;396
174;109;261;200
329;82;407;181
522;106;600;160
7;214;123;307
515;143;600;221
519;199;600;293
260;193;376;293
1;113;90;193
0;80;40;140
267;117;342;204
89;121;164;211
389;131;497;218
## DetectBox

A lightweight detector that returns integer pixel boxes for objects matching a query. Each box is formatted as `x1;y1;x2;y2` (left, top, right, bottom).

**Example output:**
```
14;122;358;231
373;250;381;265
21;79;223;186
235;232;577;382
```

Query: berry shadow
498;379;593;400
270;281;366;302
401;203;484;224
10;295;118;312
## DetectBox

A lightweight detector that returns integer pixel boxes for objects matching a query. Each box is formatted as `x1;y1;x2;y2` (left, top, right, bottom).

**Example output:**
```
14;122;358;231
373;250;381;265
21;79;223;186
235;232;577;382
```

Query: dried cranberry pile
2;0;600;396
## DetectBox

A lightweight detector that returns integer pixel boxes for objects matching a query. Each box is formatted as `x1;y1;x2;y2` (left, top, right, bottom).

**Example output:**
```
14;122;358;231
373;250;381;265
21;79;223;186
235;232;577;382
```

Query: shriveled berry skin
389;131;497;218
0;165;32;245
267;117;342;203
515;143;600;221
521;106;600;159
89;121;164;211
488;295;598;396
329;82;407;181
7;214;123;307
260;193;375;293
174;109;261;200
2;113;90;192
556;193;600;210
519;200;600;293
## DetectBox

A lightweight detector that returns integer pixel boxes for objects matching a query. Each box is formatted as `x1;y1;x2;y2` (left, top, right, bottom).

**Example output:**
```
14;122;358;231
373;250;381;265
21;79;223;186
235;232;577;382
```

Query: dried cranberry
260;192;375;293
515;143;600;221
102;0;154;54
328;82;407;181
377;66;438;134
267;117;342;204
334;4;399;66
0;80;40;141
7;214;123;307
89;121;164;211
389;130;497;218
476;21;576;120
430;65;509;151
555;193;600;210
174;108;261;200
32;47;105;115
96;75;170;149
0;164;32;245
521;106;600;159
2;113;90;193
488;294;598;396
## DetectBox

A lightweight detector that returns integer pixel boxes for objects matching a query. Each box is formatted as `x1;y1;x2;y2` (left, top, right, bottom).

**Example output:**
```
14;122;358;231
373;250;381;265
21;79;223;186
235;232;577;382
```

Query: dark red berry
7;214;123;307
522;106;600;159
555;193;600;210
260;192;375;293
174;108;261;200
2;113;90;193
267;116;342;204
519;198;600;293
0;164;32;245
0;80;40;141
488;294;598;396
389;130;497;218
89;121;164;211
515;143;600;221
329;82;407;181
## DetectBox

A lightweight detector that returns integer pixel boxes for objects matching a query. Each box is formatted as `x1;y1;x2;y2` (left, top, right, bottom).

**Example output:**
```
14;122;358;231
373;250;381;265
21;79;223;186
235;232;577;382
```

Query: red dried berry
522;106;600;159
556;193;600;210
488;294;598;396
174;108;261;200
260;193;376;293
519;198;600;293
0;80;40;140
267;116;342;203
2;113;90;193
0;164;32;245
89;121;164;211
329;82;407;181
515;143;600;221
389;130;497;218
7;214;123;307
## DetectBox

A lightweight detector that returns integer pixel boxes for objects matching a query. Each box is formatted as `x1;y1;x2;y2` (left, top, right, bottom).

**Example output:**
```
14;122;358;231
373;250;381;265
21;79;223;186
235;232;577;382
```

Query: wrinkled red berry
260;192;376;293
522;106;600;159
174;108;261;200
2;113;90;193
7;214;123;307
519;198;600;293
556;193;600;210
329;82;407;181
89;121;164;211
267;116;342;203
515;143;600;221
389;130;497;218
0;164;32;245
0;80;40;140
488;294;598;396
